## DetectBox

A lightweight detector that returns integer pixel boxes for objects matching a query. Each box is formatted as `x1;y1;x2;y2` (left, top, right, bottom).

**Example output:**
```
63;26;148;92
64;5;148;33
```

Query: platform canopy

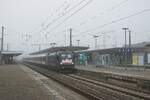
30;46;89;55
1;51;22;56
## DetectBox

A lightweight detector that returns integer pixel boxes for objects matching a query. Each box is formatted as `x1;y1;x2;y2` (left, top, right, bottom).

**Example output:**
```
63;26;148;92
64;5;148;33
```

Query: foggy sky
0;0;150;53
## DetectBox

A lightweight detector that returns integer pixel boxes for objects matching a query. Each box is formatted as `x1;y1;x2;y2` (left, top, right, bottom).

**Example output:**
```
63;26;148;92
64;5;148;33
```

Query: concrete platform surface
75;65;150;80
19;64;87;100
0;64;52;100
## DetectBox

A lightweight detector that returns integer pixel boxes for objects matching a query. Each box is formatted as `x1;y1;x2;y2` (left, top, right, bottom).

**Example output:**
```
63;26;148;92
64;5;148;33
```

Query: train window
61;54;66;59
61;54;72;59
67;54;72;59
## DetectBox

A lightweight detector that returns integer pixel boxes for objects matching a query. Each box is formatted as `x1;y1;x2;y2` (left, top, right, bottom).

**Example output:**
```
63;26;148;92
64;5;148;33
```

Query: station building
75;42;150;67
0;51;22;64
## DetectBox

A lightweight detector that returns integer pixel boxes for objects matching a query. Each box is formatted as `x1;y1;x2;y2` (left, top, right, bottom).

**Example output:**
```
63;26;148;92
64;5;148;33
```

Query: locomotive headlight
60;62;63;65
72;62;74;64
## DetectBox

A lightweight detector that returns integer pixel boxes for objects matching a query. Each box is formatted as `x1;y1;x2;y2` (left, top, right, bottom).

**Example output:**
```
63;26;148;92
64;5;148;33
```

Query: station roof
1;51;22;56
76;46;150;54
30;46;89;55
75;48;121;54
129;41;150;48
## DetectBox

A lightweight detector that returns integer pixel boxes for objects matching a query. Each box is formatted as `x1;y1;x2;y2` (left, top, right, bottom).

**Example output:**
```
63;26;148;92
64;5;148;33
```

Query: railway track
22;63;150;100
75;70;150;94
68;74;150;100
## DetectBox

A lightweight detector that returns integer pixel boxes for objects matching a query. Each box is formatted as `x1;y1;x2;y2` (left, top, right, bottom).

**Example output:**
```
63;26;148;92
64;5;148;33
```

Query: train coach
23;51;75;72
23;46;89;72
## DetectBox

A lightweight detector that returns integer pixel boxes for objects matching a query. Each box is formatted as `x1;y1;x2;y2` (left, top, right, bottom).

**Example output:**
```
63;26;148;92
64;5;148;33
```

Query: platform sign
132;53;138;65
148;53;150;64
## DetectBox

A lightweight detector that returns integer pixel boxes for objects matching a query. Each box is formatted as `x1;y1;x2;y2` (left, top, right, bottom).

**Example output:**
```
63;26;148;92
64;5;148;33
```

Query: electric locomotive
46;51;75;70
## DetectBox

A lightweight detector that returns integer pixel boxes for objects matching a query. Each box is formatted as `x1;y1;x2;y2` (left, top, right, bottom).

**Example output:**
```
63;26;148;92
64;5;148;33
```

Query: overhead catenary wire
45;0;89;29
66;0;129;34
75;8;150;36
43;0;73;24
27;0;150;48
5;0;128;39
29;0;127;43
28;0;90;44
29;0;76;35
45;0;93;35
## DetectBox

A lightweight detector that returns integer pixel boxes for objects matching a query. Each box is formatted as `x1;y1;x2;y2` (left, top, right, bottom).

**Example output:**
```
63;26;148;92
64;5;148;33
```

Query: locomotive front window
61;54;72;59
67;54;72;59
61;54;66;59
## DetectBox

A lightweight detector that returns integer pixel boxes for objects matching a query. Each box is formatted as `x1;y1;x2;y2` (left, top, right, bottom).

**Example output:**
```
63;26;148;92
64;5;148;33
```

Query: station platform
0;64;52;100
75;65;150;81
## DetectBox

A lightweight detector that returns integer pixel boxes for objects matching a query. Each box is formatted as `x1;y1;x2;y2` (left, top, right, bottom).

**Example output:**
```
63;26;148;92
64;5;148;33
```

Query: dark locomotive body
23;51;75;72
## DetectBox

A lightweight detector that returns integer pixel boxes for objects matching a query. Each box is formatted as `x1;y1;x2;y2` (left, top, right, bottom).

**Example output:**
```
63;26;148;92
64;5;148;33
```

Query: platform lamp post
69;28;72;47
128;30;131;48
76;40;80;46
128;30;132;64
93;35;99;49
122;28;129;65
0;26;4;64
122;28;129;48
